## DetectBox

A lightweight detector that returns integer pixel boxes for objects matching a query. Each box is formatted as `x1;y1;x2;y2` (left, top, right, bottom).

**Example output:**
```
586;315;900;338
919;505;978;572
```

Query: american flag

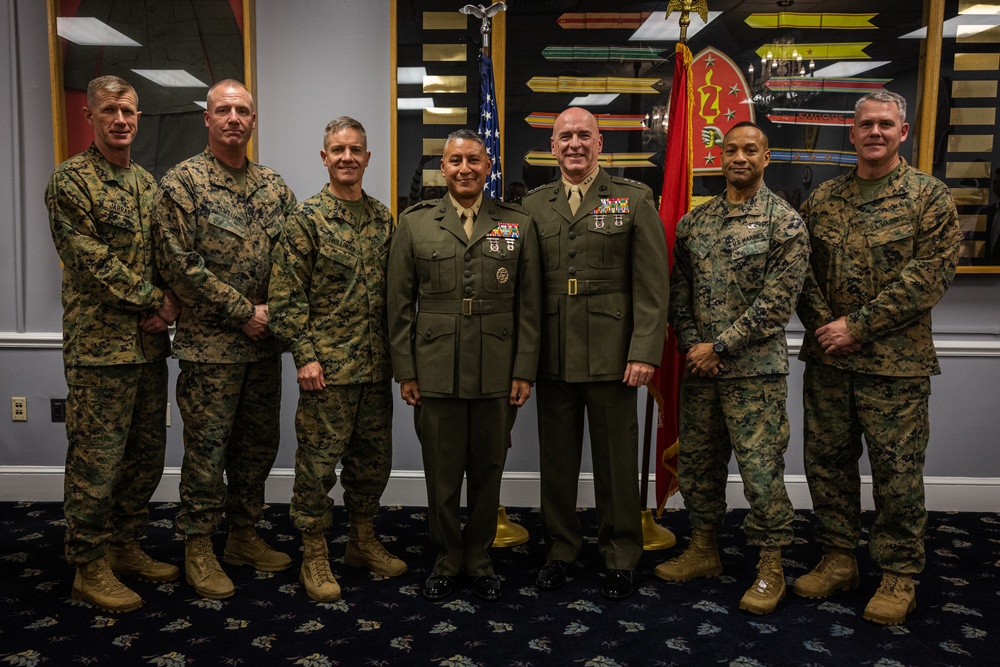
478;53;503;199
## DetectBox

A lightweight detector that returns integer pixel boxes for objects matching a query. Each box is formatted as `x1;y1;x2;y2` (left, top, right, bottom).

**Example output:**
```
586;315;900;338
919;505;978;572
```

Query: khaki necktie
568;184;582;215
462;210;474;240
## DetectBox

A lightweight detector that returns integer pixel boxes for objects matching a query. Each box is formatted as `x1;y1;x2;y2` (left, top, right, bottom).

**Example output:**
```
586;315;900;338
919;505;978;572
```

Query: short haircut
855;90;907;124
723;120;768;148
323;116;367;150
206;79;254;111
444;128;486;151
87;75;136;108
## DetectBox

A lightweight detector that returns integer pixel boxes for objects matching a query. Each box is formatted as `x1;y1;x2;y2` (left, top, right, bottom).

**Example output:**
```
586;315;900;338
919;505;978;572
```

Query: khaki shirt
269;186;394;384
797;158;960;376
153;148;297;363
671;184;810;378
46;144;169;366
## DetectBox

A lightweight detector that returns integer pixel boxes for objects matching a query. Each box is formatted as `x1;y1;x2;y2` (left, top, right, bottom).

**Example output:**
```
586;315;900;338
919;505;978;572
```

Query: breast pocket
95;211;141;256
202;212;246;269
586;218;629;268
730;238;769;298
415;243;457;294
538;223;561;271
865;220;914;282
316;243;359;290
481;240;518;293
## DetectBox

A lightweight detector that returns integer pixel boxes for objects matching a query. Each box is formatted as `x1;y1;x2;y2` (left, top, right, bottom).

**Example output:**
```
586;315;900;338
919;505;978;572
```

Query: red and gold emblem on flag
689;46;755;174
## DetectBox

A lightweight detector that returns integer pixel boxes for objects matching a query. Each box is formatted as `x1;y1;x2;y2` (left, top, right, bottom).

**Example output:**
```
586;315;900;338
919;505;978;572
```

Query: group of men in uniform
47;72;957;627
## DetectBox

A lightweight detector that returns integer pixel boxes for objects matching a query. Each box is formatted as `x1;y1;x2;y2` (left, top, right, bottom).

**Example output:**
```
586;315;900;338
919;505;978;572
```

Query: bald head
551;107;603;183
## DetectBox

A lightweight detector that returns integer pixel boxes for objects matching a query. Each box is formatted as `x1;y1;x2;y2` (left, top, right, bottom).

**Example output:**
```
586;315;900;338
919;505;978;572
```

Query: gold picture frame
46;0;257;176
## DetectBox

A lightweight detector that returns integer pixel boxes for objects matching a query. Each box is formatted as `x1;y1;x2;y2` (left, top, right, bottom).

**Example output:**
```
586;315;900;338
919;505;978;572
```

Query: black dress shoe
423;573;455;600
472;574;502;601
536;560;571;590
602;569;635;600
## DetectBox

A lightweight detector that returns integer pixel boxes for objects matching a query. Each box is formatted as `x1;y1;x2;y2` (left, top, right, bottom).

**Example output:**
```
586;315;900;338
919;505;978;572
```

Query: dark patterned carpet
1;502;997;666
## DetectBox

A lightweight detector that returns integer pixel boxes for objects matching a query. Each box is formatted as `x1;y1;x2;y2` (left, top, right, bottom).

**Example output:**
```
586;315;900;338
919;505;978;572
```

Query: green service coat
521;168;669;382
387;197;542;397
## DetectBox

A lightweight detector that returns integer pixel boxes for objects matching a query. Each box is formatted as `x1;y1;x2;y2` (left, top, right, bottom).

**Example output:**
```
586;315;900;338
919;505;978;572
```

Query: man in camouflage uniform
388;129;541;602
46;75;181;613
269;117;405;602
795;91;960;625
153;79;297;599
521;107;668;600
653;122;809;615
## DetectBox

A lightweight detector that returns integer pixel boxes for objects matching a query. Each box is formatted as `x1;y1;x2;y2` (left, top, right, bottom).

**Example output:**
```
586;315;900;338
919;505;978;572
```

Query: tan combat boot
185;534;234;599
109;541;180;583
863;572;916;625
71;555;143;613
653;528;723;582
223;525;293;572
344;515;408;577
739;547;785;615
300;531;341;602
793;549;859;599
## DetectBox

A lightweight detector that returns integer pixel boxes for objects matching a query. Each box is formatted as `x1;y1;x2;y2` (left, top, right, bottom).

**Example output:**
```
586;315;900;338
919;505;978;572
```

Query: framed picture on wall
46;0;256;181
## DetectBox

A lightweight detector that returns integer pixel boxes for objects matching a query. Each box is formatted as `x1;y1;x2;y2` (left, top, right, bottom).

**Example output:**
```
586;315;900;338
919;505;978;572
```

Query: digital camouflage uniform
797;158;960;574
387;196;541;577
46;144;171;566
671;184;809;547
153;148;296;536
521;169;668;571
269;186;394;533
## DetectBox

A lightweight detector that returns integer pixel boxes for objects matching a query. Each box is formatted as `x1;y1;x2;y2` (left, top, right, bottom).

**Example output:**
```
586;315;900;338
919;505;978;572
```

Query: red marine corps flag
648;41;693;512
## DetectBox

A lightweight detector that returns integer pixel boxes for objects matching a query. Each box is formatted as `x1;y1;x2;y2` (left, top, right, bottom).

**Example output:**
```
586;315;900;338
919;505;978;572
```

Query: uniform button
500;252;507;258
616;310;622;317
464;253;472;261
464;286;473;294
432;251;438;258
568;231;576;239
426;329;432;336
464;270;472;277
568;249;577;257
568;266;576;275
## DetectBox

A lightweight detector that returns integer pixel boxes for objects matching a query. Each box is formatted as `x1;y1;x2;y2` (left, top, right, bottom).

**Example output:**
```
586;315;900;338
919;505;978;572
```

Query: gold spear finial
666;0;709;44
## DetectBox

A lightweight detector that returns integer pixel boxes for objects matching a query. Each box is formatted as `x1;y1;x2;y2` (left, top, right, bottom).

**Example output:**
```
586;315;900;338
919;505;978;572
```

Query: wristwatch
712;339;728;356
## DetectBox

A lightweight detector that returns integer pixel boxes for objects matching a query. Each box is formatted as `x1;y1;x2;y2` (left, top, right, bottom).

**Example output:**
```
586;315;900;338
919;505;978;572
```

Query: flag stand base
641;508;676;551
493;505;530;547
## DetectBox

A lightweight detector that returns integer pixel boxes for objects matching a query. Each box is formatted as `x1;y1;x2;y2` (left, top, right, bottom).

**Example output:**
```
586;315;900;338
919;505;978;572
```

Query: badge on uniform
590;198;629;228
487;222;520;251
496;267;509;284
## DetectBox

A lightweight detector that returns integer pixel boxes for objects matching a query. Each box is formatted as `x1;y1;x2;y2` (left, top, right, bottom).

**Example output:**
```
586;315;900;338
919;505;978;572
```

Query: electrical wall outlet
51;398;67;422
12;397;26;421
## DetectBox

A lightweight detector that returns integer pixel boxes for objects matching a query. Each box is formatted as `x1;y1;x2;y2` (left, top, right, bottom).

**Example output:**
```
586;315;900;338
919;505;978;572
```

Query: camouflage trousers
290;380;393;532
803;363;930;574
678;374;794;547
174;358;281;536
63;361;168;565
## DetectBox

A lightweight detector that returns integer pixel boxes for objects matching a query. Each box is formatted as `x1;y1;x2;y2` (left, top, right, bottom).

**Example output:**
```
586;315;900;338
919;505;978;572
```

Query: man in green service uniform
521;107;669;600
795;90;960;625
154;79;297;600
387;129;541;602
47;75;181;613
653;122;810;615
269;117;406;603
